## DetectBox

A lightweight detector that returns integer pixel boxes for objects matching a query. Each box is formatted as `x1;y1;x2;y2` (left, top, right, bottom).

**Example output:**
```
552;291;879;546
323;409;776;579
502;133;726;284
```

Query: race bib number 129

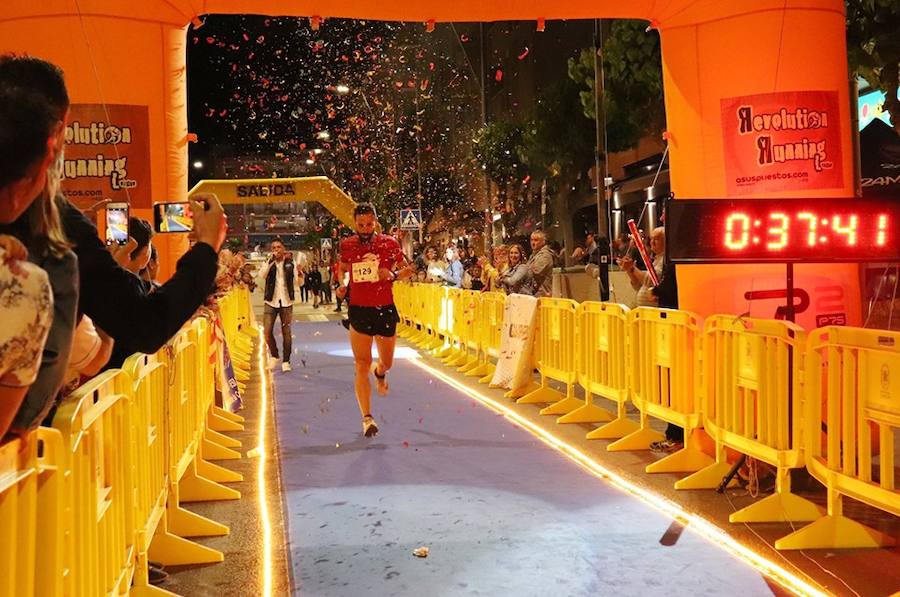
352;260;379;283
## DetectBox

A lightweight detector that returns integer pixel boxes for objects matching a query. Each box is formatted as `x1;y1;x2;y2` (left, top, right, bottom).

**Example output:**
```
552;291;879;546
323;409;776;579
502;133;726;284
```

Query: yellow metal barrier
401;283;431;346
53;370;137;596
394;282;414;337
0;286;250;596
0;429;63;596
517;298;581;416
777;327;900;550
609;307;711;475
194;318;245;462
413;284;444;351
471;291;506;383
447;290;481;372
677;316;823;524
435;287;461;360
561;302;639;439
210;293;248;431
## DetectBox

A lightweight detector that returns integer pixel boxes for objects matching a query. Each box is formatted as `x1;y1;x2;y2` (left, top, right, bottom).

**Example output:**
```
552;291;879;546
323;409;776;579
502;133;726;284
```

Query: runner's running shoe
362;415;379;438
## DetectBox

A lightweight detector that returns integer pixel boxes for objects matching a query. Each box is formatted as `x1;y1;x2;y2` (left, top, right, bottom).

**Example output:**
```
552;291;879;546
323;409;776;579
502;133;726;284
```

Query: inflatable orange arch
0;1;860;325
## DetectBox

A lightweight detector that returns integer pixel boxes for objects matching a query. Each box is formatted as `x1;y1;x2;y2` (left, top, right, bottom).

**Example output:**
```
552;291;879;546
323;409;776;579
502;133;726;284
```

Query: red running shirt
340;234;404;307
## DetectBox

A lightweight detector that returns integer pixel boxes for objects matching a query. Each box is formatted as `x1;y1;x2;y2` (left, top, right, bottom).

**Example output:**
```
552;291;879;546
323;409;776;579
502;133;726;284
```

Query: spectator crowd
0;57;237;579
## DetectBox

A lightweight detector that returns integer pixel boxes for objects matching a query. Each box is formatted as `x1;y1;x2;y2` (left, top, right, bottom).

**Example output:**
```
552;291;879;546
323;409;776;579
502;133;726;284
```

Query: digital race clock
666;198;900;263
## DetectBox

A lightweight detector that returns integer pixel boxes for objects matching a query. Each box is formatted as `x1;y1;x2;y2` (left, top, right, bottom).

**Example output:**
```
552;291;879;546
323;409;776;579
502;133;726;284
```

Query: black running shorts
347;304;400;337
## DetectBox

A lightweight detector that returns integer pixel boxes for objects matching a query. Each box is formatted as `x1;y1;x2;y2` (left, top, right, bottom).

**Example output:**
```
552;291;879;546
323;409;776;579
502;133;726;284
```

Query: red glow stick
627;219;659;286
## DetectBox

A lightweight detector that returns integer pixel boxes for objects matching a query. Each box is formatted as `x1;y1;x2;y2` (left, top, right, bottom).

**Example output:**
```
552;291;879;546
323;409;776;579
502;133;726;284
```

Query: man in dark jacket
260;238;297;372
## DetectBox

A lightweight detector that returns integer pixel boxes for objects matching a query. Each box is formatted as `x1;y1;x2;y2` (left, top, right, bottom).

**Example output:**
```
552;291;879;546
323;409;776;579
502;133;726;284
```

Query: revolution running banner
61;103;152;210
721;90;844;195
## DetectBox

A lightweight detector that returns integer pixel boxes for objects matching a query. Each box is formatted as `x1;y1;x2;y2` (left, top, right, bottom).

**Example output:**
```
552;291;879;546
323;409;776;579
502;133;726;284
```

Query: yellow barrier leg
434;343;454;359
466;361;491;378
212;406;245;425
179;459;241;502
478;363;497;384
645;429;713;474
775;489;896;550
504;380;540;400
168;496;230;537
558;391;615;424
539;385;584;416
202;436;242;461
208;409;245;433
586;415;639;440
517;378;562;405
206;427;242;449
148;510;225;566
729;469;823;523
675;461;738;490
645;446;713;474
457;356;480;373
607;414;664;451
446;353;468;368
197;457;244;484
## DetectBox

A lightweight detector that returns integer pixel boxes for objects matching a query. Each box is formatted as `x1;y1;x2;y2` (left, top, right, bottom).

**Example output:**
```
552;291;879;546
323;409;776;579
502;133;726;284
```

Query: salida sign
236;183;296;197
721;90;843;195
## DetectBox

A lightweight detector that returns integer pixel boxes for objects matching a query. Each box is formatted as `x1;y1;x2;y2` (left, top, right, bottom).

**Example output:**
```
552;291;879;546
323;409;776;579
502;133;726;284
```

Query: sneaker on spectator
281;361;292;373
148;564;168;585
650;439;682;453
362;415;379;438
267;356;279;369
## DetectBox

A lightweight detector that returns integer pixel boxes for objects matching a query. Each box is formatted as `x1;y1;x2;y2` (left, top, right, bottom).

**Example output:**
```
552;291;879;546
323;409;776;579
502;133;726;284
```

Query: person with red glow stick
626;219;659;286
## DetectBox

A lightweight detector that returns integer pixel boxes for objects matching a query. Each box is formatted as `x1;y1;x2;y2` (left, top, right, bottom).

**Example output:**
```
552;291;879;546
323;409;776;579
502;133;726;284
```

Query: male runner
336;203;412;437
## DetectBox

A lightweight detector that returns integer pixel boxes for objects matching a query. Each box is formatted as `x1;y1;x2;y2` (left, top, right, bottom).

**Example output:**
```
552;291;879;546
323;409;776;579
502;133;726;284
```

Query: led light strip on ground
408;356;827;597
256;326;273;597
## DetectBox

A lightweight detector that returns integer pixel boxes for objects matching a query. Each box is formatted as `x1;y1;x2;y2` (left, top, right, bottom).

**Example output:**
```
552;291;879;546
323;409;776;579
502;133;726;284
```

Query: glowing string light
256;326;273;597
408;357;828;597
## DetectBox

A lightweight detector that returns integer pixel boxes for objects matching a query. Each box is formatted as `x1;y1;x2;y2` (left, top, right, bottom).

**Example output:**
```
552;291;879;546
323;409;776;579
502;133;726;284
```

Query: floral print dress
0;244;53;388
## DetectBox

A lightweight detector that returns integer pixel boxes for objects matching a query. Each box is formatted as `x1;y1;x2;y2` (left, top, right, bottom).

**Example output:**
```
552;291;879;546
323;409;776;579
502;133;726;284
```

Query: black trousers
263;304;293;362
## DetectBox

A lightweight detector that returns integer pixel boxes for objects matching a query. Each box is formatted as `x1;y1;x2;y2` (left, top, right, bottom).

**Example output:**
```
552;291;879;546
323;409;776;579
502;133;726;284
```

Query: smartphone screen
105;203;129;245
154;202;193;233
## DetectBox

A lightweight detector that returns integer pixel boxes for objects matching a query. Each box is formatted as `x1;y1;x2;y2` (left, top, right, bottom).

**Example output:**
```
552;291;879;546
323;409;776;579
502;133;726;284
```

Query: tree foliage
472;119;528;189
568;21;665;153
523;77;596;180
847;0;900;135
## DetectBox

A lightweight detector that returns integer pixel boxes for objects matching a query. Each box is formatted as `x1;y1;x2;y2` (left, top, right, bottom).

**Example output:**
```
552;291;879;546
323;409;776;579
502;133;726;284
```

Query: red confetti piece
495;69;503;82
402;441;409;448
206;36;216;44
518;47;530;60
460;34;470;42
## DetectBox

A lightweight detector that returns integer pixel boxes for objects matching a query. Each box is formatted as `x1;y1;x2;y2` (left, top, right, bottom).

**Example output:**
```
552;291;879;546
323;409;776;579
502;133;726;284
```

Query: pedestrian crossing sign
399;208;422;230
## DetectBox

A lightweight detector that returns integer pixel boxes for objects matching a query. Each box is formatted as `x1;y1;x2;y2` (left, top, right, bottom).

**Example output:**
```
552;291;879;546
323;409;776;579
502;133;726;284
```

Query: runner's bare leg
349;327;374;417
373;334;396;377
